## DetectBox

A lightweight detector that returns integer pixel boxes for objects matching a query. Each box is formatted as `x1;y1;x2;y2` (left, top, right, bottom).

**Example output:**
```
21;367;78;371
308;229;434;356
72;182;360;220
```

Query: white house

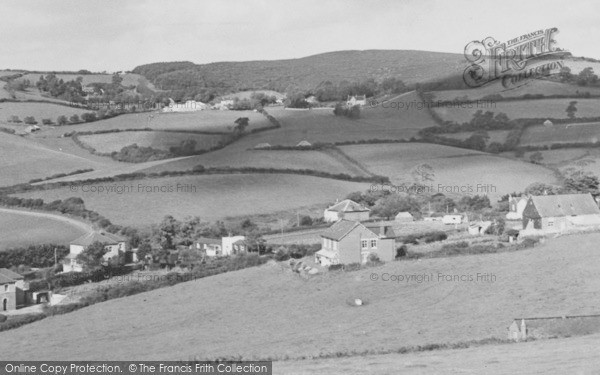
222;236;247;256
194;237;222;257
324;199;370;223
346;95;367;107
543;119;553;127
63;232;127;272
163;98;208;112
442;214;462;225
296;140;312;148
522;193;600;233
506;195;528;220
468;221;492;235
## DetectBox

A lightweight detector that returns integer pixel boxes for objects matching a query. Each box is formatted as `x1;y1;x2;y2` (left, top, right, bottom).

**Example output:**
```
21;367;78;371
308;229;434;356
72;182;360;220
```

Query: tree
69;114;80;123
23;116;37;125
524;182;562;196
558;66;572;82
566;101;578;119
57;115;68;125
529;151;543;164
81;112;97;122
563;174;599;195
76;241;107;271
371;195;420;220
299;215;313;226
577;67;598;86
233;117;249;135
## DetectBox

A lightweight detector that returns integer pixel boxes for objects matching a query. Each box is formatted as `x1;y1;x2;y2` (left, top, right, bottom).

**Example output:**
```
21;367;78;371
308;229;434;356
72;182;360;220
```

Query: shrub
422;231;448;243
328;264;343;271
23;116;37;125
41;118;53;125
395;245;407;259
0;314;7;323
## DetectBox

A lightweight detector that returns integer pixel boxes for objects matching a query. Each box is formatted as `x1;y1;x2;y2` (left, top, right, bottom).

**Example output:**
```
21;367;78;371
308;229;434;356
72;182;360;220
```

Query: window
333;241;338;251
361;240;368;249
370;239;378;248
548;217;554;227
4;284;7;292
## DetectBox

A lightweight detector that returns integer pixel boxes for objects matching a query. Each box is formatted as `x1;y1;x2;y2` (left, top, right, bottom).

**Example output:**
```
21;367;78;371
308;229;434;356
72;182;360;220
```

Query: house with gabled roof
0;268;25;311
522;193;600;233
63;232;127;272
194;237;223;257
324;199;370;223
296;140;312;148
346;95;367;107
395;212;414;222
506;194;528;220
315;220;396;266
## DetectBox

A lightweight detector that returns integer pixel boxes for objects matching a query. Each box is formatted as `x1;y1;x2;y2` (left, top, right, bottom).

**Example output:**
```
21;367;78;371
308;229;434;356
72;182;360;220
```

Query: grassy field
521;122;600;146
0;232;599;360
16;174;371;227
35;110;271;138
258;91;437;146
275;333;600;374
0;102;88;126
0;209;89;251
433;98;600;124
0;132;105;186
430;79;600;102
78;131;227;153
339;143;557;199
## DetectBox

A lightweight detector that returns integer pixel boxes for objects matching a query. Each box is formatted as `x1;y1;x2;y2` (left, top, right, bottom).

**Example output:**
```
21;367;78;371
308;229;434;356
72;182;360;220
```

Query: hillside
1;232;599;360
132;50;465;94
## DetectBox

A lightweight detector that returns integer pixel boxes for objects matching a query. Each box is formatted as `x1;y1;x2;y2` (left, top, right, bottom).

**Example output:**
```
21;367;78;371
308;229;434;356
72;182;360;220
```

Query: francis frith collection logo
463;27;567;89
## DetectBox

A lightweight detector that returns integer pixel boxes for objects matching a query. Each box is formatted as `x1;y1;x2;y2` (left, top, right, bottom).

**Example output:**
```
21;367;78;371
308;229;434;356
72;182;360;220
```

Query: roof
321;220;395;241
315;249;337;259
395;212;413;218
254;143;272;149
326;199;370;213
296;140;312;147
364;224;396;238
321;220;362;241
195;237;221;245
543;119;553;125
528;194;600;217
0;268;23;284
70;232;126;247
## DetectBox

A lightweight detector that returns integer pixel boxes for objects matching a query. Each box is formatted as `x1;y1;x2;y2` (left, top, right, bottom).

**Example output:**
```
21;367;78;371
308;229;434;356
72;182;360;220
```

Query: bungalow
346;95;367;107
0;268;25;311
194;237;222;257
315;220;396;266
63;232;127;272
222;236;247;256
324;199;370;223
254;143;272;150
522;193;600;233
506;195;528;220
395;212;414;222
468;220;492;235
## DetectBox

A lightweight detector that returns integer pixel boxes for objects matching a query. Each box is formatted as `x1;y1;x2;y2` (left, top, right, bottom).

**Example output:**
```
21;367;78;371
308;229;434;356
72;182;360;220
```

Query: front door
2;298;7;311
361;251;370;264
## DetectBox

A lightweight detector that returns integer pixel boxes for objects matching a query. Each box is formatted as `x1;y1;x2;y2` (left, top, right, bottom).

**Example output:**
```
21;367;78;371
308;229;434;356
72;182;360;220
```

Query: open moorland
339;143;557;199
16;174;371;227
0;208;90;251
78;131;227;154
433;98;600;124
0;232;598;360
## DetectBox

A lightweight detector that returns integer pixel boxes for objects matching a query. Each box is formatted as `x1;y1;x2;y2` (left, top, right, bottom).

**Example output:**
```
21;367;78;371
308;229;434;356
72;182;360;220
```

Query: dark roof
364;224;396;238
529;194;600;217
326;199;370;213
71;232;126;247
321;220;361;241
0;268;23;284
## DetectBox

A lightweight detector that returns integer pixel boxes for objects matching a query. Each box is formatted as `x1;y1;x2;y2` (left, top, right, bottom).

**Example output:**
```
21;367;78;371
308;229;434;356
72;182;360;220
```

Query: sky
0;0;598;72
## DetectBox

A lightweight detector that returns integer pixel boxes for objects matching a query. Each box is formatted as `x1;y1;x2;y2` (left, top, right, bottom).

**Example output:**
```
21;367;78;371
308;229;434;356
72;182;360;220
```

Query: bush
395;245;407;258
422;231;448;243
24;116;37;125
328;264;343;271
0;314;7;323
41;118;53;125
